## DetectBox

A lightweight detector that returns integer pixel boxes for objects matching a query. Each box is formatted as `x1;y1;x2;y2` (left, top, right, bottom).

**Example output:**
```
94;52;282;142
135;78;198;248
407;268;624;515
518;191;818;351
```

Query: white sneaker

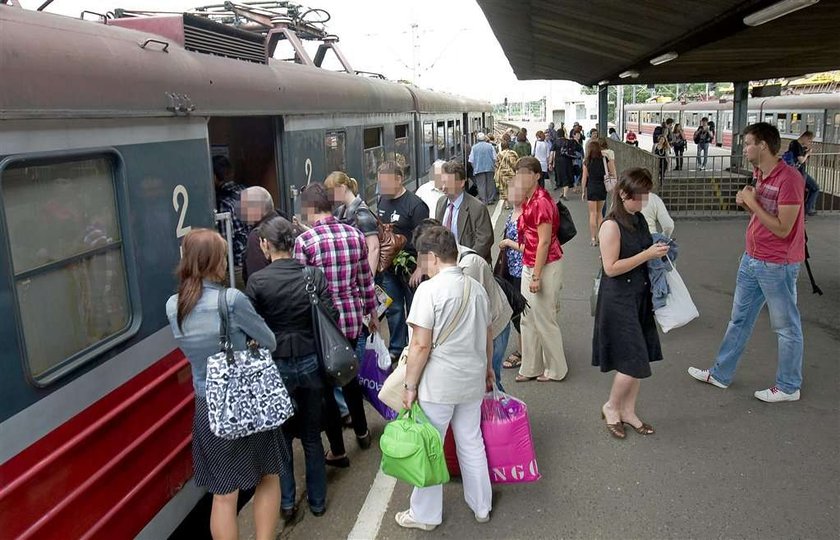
475;512;491;523
395;510;437;531
687;367;728;389
754;386;800;403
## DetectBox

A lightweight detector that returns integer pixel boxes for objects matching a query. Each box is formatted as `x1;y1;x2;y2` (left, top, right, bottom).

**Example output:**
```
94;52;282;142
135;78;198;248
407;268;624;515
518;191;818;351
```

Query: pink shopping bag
480;389;541;483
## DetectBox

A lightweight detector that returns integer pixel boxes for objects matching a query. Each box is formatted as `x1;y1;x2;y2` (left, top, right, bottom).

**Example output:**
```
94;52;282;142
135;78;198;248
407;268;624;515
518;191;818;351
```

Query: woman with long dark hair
246;215;340;519
593;168;669;439
166;228;286;540
581;140;617;246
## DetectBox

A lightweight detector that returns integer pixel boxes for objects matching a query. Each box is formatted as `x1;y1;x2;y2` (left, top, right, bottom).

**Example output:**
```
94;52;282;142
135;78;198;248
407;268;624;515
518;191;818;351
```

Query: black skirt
192;397;291;494
592;278;662;379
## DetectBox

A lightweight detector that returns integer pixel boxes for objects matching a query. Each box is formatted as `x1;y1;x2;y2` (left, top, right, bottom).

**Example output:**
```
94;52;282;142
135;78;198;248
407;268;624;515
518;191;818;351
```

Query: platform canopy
476;0;840;85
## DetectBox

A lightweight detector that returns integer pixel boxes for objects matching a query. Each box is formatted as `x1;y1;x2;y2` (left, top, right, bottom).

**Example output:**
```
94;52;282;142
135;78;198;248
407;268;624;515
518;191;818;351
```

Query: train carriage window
436;121;445;159
789;113;801;135
748;113;758;125
363;127;385;202
447;120;455;158
394;123;411;183
325;130;347;173
424;122;434;167
776;113;787;133
805;113;820;138
1;156;132;382
455;120;462;155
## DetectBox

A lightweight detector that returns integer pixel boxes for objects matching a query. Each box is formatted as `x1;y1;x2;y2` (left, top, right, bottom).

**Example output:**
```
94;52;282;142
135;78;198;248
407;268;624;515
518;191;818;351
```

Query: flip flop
515;374;537;383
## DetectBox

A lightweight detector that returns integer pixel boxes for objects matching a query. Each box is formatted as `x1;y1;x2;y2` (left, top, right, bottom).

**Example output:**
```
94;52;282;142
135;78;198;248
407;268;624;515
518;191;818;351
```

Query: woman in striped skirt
166;228;288;540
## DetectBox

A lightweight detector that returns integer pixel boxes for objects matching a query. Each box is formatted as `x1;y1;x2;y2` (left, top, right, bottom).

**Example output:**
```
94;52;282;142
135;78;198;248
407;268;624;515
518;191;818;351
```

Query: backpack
494;275;529;317
781;150;797;167
556;199;577;244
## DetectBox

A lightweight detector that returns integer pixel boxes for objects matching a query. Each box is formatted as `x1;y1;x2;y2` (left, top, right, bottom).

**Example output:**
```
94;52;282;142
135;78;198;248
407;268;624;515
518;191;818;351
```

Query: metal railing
654;152;839;216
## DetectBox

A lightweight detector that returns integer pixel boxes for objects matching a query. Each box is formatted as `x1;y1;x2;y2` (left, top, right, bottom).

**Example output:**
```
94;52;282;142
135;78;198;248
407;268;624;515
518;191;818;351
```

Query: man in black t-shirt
789;130;819;215
375;161;429;357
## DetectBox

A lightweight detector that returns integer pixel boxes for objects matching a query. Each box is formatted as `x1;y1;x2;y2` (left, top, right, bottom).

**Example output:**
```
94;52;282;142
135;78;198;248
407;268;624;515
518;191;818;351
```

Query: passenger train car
0;5;490;539
625;94;840;147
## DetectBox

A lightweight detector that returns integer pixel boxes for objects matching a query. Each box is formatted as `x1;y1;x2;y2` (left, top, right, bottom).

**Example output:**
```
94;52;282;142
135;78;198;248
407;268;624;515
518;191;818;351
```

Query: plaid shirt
294;216;377;340
216;182;249;266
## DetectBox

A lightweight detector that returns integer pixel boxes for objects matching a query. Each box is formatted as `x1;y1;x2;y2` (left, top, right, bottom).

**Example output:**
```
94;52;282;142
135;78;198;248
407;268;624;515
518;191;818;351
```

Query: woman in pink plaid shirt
295;183;378;467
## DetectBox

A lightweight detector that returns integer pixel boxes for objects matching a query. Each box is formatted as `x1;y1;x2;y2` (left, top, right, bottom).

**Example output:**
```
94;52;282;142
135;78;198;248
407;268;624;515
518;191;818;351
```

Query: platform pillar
731;81;749;166
598;85;608;137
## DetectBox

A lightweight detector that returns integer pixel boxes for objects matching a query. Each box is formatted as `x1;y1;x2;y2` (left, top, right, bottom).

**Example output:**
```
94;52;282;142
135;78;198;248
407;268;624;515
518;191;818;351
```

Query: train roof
625;94;840;112
0;6;489;120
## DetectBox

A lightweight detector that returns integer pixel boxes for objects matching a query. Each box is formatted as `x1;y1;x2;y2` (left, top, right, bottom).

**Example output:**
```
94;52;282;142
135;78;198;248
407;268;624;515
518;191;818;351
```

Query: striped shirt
294;216;377;340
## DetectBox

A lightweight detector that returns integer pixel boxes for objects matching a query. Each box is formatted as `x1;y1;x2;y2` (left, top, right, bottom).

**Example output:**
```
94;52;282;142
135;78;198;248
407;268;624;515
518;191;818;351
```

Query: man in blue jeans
688;122;806;403
375;161;429;358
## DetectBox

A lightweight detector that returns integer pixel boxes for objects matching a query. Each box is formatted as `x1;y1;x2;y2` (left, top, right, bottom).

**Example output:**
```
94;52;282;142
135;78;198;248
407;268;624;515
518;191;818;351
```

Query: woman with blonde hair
494;138;519;209
325;171;380;276
166;228;286;540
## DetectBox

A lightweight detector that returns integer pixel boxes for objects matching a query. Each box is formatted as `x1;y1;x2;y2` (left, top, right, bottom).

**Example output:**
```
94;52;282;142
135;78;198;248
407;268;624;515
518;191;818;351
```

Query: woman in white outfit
532;130;552;189
396;225;494;531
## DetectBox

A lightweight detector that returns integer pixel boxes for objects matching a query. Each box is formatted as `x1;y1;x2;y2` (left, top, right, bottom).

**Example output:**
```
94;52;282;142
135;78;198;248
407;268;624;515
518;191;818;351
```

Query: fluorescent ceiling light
650;51;679;66
598;80;610;86
619;70;639;79
743;0;819;26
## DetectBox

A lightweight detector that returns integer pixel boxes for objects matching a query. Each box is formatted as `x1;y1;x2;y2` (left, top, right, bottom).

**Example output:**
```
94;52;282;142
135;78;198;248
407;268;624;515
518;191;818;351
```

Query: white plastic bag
366;332;392;370
654;260;699;333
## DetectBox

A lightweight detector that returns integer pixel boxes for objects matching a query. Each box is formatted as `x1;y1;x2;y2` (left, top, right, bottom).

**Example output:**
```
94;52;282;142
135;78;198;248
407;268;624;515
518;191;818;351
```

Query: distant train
625;94;840;146
0;5;490;539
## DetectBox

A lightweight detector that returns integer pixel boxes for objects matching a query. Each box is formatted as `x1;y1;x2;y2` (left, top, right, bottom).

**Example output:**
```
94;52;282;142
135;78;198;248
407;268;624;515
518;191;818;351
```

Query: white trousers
410;399;492;525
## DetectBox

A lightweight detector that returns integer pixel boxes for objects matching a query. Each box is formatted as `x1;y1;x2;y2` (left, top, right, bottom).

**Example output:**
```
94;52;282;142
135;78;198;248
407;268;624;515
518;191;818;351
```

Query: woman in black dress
593;168;670;439
581;140;617;247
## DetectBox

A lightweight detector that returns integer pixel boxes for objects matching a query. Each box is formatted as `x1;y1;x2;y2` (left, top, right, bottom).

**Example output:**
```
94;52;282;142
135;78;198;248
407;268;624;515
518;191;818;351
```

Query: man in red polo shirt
689;122;805;402
512;156;569;383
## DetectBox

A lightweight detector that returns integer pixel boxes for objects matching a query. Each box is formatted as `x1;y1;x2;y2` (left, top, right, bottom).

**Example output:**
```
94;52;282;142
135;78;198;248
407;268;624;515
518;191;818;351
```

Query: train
0;4;491;539
624;94;840;147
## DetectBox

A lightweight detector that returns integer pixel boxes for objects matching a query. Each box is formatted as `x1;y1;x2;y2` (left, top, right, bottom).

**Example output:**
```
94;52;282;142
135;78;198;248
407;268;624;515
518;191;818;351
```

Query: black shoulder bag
303;267;359;386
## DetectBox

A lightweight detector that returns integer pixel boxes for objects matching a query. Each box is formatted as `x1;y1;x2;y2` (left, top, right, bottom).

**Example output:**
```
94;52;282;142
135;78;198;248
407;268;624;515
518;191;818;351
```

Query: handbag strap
217;288;234;362
303;266;319;305
432;277;471;349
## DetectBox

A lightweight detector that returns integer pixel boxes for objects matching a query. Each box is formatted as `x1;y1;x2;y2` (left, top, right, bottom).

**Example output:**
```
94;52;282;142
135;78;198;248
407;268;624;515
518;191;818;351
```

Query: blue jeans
804;172;819;213
491;323;512;392
377;270;414;357
710;254;803;393
276;353;326;512
696;142;709;168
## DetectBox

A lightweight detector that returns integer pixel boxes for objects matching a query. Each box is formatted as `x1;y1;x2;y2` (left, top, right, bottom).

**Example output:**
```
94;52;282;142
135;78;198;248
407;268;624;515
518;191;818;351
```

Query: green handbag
379;403;450;488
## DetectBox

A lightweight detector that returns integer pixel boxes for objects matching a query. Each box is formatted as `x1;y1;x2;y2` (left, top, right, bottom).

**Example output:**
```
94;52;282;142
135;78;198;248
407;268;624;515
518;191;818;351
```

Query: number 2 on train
172;185;192;256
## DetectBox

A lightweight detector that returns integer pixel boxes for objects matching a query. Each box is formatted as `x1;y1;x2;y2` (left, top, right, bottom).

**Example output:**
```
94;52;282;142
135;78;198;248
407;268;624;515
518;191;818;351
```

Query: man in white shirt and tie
416;159;446;215
435;159;494;262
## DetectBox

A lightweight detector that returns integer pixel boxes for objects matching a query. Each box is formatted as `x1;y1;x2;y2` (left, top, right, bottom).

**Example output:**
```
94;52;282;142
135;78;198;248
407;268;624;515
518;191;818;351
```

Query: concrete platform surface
238;198;839;540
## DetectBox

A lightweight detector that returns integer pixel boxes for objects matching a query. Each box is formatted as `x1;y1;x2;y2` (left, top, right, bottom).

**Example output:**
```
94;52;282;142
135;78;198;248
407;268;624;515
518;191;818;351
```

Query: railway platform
235;194;839;540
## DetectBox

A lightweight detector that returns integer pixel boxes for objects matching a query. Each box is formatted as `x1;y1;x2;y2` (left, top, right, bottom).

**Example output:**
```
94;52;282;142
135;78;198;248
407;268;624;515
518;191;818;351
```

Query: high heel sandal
624;421;655;435
600;407;625;439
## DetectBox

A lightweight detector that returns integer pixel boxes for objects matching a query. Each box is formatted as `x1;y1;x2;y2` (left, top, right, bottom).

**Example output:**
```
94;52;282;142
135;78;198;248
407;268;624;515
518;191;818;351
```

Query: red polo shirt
518;187;562;267
746;161;805;264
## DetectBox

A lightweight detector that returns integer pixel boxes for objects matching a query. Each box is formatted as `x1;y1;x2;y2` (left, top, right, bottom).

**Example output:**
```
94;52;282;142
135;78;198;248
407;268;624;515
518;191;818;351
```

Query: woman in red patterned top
512;157;570;383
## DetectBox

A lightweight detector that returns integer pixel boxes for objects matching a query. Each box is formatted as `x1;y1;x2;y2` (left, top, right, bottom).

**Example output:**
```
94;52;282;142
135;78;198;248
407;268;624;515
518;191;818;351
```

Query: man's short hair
744;122;782;155
299;182;333;213
665;118;674;125
515;156;542;174
801;130;814;139
415;224;458;263
377;161;404;178
441;159;466;181
700;117;708;123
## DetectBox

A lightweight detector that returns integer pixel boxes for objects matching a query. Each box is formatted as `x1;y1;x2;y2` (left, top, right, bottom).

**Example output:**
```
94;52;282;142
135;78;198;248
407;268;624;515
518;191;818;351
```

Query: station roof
476;0;840;86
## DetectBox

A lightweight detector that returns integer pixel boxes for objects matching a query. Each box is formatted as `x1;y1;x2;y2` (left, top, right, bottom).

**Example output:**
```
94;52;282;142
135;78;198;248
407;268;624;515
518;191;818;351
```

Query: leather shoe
357;431;372;450
281;506;297;522
310;506;326;517
325;452;350;468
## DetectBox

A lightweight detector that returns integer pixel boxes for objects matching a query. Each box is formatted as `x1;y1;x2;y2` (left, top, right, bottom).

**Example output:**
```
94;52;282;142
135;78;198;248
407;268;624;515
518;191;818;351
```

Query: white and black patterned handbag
205;289;294;440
